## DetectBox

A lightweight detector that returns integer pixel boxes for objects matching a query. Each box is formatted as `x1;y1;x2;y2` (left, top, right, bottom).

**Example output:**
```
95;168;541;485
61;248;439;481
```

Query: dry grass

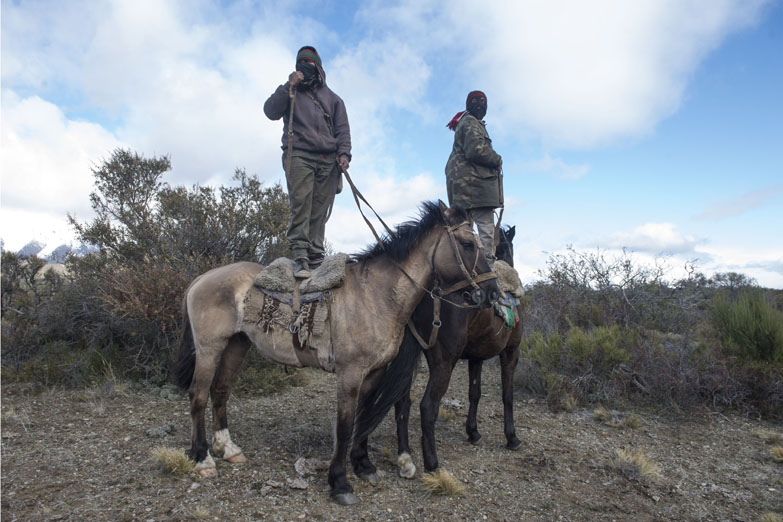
438;407;456;422
754;429;783;444
421;470;466;496
593;406;611;422
609;414;642;429
760;513;783;522
151;446;196;475
593;407;642;429
771;446;783;463
612;448;662;482
190;506;211;519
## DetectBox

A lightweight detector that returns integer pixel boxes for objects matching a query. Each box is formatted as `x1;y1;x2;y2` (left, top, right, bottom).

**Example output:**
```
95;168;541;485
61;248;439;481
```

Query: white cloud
695;184;783;220
327;170;443;254
697;246;783;288
358;0;771;148
523;153;590;180
0;91;122;250
603;222;702;254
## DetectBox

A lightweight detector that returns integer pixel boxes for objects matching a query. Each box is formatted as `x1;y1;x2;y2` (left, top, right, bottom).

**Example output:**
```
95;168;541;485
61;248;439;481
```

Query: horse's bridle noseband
407;221;498;350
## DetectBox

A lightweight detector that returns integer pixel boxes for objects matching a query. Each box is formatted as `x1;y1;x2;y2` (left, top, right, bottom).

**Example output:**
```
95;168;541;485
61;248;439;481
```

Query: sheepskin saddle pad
253;253;350;294
493;260;524;298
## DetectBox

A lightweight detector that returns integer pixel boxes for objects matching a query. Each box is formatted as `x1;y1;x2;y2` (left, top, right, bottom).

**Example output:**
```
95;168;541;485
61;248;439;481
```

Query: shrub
2;149;289;385
710;288;783;365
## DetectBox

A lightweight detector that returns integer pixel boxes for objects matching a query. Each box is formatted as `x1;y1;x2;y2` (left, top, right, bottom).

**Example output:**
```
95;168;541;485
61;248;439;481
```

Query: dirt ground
2;358;781;522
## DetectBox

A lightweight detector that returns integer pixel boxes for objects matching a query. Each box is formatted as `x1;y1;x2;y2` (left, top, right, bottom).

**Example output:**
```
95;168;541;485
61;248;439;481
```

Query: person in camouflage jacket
445;90;503;265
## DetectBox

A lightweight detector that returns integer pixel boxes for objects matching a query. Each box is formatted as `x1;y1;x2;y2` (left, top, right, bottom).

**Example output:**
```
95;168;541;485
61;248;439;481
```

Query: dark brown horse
401;225;522;473
349;226;522;477
174;201;499;504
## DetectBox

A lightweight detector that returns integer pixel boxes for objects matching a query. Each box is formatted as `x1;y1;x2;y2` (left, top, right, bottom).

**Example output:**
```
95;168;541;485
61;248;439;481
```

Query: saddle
242;254;350;372
493;260;524;328
253;254;350;294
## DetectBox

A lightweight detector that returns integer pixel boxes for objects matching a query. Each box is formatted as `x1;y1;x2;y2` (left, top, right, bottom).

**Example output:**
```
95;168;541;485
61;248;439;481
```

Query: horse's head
434;201;499;308
495;225;516;267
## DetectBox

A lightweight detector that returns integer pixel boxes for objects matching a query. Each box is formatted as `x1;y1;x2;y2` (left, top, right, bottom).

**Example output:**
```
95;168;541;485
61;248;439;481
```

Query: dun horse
174;201;499;505
350;225;522;477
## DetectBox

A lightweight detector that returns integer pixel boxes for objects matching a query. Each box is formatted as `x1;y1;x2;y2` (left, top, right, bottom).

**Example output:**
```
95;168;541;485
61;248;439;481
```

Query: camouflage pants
469;207;496;262
283;150;340;260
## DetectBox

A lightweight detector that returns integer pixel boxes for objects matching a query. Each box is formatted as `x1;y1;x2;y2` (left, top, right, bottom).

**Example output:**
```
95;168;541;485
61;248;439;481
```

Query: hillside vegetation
2;149;782;419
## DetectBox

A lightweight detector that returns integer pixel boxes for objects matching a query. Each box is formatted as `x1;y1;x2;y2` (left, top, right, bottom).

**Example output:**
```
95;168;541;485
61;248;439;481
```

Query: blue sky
2;0;782;287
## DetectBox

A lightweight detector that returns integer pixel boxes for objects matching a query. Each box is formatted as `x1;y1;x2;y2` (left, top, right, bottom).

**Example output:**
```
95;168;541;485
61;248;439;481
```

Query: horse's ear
437;200;449;220
508;225;516;241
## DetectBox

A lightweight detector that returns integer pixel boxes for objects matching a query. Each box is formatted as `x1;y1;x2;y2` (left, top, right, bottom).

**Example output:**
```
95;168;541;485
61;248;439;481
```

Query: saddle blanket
253;253;350;293
242;285;335;372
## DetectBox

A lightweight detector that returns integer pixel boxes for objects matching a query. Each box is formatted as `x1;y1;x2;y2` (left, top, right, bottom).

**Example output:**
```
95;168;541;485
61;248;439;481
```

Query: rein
340;169;497;350
343;168;495;308
285;85;296;182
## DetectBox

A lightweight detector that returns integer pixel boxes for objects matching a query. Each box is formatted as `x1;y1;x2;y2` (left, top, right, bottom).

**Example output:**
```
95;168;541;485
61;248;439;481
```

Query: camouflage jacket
445;113;502;209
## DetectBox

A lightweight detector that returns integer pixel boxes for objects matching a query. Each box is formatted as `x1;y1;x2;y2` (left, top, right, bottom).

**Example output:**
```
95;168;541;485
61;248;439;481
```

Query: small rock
145;424;174;438
266;480;283;488
287;477;308;490
294;457;326;476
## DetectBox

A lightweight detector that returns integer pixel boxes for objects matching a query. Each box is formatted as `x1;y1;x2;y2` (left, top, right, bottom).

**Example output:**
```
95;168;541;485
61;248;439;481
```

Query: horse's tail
174;287;196;390
353;326;423;443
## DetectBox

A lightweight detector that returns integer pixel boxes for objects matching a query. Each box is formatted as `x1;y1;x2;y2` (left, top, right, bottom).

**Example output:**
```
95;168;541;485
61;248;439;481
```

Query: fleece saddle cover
253;254;350;293
493;260;525;298
492;260;524;328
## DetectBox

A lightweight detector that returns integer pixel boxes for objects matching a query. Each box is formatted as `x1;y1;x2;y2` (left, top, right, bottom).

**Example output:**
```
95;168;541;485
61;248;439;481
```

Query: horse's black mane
353;201;469;263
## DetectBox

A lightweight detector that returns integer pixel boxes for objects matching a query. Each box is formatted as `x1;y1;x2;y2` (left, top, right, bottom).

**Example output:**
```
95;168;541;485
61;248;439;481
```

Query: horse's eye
461;241;474;249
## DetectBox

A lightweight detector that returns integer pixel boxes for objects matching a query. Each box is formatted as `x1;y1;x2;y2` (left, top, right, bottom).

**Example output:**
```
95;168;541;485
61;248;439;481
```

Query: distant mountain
9;240;99;263
17;240;45;258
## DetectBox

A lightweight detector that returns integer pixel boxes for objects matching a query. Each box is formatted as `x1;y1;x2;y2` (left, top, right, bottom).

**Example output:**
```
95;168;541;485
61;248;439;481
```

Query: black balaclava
295;46;323;90
466;90;487;120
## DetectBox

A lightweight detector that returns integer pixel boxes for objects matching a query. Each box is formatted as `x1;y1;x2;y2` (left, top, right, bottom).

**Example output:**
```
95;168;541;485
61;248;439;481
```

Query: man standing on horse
264;46;351;278
445;91;503;267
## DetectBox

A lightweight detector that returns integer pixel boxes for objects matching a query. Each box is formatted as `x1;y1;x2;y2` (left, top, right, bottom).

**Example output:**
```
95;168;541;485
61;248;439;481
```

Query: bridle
339;168;497;350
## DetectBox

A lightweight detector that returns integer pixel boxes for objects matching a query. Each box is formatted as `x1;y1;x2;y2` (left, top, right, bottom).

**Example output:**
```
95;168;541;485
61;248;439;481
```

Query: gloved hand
337;154;350;171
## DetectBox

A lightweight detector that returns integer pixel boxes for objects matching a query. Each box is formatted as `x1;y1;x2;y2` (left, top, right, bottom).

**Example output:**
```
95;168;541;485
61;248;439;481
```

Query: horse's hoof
198;467;217;478
225;453;247;463
332;492;360;506
507;439;522;451
359;472;381;484
468;434;482;445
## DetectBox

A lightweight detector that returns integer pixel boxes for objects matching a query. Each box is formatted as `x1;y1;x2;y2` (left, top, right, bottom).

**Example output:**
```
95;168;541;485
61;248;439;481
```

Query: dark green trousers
283;150;340;260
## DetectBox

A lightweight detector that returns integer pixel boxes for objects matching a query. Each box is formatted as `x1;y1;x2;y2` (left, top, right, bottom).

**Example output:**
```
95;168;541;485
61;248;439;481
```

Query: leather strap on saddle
291;279;306;356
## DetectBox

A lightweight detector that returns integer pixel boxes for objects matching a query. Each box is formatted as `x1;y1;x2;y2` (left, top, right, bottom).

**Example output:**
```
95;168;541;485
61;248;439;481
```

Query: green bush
528;325;633;377
711;289;783;365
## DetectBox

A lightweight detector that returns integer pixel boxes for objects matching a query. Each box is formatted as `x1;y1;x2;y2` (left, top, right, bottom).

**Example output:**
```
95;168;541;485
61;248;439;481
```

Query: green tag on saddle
503;305;515;328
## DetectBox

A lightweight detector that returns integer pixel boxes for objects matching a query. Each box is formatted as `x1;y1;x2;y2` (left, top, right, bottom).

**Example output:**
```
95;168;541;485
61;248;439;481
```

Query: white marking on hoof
195;454;217;477
225;453;247;463
213;429;243;460
397;452;416;479
198;467;217;478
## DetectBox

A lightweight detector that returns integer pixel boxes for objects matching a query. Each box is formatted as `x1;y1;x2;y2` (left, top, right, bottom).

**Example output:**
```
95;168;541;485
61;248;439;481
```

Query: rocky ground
2;358;782;521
